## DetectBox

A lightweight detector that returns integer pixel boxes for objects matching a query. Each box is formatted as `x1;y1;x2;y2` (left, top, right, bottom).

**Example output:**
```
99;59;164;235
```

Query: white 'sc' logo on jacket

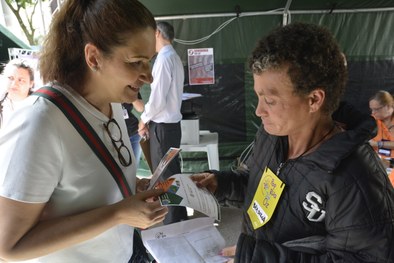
302;191;326;222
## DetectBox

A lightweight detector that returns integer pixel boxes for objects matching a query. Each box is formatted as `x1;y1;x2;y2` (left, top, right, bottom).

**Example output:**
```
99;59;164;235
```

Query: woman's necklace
276;124;336;175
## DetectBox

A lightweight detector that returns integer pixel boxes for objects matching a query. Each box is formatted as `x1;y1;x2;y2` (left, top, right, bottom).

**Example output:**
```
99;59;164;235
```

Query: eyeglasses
103;119;132;167
370;105;385;113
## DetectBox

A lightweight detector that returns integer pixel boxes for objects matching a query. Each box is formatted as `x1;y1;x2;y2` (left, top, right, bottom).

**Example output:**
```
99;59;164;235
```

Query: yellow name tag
247;167;285;230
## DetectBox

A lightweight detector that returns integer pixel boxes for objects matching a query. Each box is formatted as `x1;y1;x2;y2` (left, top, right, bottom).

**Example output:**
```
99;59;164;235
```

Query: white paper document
156;174;221;221
141;217;227;263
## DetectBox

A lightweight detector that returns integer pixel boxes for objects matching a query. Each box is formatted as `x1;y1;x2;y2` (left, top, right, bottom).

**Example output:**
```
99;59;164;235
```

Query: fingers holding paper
190;172;218;193
115;189;168;229
221;245;236;263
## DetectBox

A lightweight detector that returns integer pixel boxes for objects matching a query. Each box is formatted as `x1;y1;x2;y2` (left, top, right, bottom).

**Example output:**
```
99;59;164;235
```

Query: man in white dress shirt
139;21;187;224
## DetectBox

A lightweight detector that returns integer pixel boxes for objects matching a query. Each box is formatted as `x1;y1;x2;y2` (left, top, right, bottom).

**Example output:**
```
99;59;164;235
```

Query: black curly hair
249;22;347;114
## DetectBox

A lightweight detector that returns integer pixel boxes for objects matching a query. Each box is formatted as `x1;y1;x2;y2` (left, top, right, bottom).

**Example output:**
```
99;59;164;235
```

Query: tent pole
155;12;239;20
289;7;394;14
282;0;293;26
155;7;394;21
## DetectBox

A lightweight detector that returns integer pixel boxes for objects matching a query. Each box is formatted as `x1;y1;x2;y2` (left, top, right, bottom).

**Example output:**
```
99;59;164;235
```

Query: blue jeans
130;133;142;168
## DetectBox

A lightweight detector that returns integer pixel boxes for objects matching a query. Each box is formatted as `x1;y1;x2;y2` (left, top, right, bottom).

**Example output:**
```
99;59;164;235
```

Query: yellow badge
247;167;285;230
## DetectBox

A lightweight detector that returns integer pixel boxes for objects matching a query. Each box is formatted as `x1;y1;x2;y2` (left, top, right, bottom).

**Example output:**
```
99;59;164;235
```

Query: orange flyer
155;178;175;192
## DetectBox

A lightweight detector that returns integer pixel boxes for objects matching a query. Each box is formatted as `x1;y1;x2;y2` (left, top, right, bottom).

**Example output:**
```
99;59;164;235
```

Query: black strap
33;86;133;198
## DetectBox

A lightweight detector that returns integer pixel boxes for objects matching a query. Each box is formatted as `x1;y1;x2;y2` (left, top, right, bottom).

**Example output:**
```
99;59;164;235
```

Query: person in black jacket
193;22;394;262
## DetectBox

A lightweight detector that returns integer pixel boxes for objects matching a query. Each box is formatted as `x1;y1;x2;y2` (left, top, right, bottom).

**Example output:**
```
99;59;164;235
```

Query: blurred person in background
123;93;144;168
0;59;34;128
369;91;394;187
369;90;394;160
139;21;186;224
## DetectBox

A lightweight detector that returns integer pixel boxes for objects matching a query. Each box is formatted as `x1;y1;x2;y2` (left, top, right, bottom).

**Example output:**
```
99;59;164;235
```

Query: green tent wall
136;1;394;172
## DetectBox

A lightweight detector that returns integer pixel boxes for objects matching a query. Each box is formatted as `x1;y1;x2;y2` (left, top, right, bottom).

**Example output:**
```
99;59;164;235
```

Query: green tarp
136;1;394;172
0;23;30;64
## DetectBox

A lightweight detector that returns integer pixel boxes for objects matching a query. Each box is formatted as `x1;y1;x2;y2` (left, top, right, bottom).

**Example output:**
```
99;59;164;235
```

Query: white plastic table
180;130;219;170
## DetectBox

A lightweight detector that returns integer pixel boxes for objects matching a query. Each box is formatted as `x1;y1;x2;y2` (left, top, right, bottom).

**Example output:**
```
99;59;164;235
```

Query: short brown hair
249;22;347;114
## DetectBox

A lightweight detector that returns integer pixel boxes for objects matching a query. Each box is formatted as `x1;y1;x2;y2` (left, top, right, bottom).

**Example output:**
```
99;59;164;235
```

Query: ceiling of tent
0;24;30;64
139;0;394;18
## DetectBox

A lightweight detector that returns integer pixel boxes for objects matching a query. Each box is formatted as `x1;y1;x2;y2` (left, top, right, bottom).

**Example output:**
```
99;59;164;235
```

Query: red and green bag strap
34;86;133;198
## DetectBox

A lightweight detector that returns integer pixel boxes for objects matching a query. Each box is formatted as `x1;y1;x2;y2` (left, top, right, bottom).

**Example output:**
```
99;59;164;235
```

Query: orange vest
389;169;394;187
372;119;394;158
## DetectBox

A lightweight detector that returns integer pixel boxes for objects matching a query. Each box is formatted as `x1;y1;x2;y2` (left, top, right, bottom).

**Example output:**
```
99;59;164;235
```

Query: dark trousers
149;121;188;224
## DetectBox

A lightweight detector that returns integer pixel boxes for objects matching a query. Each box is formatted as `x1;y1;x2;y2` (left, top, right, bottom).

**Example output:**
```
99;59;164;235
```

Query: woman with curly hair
193;22;394;262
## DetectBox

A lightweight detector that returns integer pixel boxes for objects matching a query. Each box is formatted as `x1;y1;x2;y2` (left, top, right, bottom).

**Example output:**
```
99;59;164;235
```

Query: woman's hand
115;189;168;229
190;172;218;193
221;245;236;263
138;121;149;140
0;189;167;261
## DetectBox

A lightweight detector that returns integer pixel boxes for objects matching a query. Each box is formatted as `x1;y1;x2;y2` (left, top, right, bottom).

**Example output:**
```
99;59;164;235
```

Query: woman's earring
91;65;98;72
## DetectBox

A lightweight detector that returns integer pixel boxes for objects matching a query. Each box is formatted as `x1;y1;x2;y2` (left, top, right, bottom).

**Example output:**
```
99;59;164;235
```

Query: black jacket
214;103;394;262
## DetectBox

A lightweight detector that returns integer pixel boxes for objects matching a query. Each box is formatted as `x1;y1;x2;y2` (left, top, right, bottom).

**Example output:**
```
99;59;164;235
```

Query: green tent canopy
140;0;394;18
0;23;30;64
135;0;394;172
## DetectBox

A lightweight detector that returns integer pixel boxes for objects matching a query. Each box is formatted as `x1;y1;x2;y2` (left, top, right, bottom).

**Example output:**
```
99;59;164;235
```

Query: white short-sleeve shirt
0;84;136;262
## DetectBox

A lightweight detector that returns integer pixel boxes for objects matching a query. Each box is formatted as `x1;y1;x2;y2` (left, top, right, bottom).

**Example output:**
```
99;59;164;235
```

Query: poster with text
188;48;215;85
